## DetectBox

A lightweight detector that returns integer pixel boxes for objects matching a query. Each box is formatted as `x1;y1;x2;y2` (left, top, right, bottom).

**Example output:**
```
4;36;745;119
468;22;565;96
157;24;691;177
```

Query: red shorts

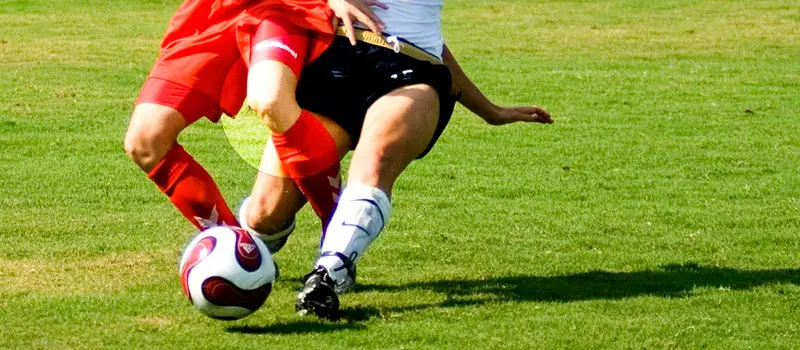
136;0;333;124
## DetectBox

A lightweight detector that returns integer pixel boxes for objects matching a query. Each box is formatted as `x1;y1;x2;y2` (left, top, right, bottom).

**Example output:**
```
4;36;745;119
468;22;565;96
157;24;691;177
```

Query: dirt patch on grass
0;250;176;295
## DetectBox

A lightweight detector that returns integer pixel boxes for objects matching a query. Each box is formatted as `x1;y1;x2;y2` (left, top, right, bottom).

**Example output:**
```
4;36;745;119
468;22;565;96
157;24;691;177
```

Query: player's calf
316;184;391;292
297;184;390;320
238;196;296;254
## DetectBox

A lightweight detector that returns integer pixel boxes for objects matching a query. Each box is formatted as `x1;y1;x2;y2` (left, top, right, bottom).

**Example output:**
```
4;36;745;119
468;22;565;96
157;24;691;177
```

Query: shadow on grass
229;263;800;331
227;319;366;334
358;262;800;303
225;299;381;334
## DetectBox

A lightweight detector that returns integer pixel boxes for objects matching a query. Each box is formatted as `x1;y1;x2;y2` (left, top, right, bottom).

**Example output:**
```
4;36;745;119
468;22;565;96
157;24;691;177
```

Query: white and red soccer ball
179;226;275;320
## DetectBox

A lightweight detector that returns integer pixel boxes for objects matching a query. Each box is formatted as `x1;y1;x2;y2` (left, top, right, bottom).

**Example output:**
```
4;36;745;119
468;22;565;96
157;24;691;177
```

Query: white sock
316;184;391;288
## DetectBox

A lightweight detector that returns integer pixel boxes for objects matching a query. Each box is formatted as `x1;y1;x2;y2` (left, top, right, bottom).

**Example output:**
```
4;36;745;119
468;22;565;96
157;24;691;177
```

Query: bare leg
247;61;303;133
124;103;238;228
299;84;441;316
248;59;344;226
347;84;441;195
242;114;352;252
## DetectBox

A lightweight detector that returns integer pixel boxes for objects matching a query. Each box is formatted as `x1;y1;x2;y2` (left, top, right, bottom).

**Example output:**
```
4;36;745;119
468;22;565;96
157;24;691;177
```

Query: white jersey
371;0;444;59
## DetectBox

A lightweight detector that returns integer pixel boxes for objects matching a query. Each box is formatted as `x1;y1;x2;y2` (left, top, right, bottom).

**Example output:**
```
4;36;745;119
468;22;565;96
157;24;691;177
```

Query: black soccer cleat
296;267;340;320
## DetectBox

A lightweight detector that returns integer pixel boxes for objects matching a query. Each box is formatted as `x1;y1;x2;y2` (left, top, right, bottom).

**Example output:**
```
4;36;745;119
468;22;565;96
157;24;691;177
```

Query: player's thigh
361;83;440;159
348;84;440;186
124;103;187;171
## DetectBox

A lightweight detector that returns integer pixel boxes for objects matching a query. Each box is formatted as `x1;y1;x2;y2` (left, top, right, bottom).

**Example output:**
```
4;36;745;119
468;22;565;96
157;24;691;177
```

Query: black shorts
296;36;457;158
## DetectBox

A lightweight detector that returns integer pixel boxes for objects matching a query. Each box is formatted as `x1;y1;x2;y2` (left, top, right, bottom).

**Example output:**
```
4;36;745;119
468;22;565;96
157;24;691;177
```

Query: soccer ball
179;226;275;320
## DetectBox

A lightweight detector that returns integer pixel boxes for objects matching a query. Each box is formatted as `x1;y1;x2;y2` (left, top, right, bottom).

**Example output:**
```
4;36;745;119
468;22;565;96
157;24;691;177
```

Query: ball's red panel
200;276;272;311
180;236;217;303
232;227;262;272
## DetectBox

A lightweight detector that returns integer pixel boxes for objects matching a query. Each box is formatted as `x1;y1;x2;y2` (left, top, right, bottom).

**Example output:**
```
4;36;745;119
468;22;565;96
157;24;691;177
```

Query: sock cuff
271;110;339;177
340;184;392;223
237;196;295;239
270;110;315;140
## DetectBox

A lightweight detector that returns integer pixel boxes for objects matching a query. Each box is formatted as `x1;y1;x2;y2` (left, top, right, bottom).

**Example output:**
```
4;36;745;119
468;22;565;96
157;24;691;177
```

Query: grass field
2;0;800;348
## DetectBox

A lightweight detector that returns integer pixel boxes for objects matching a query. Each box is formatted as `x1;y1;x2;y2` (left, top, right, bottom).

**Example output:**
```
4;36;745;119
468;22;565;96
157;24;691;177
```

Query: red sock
147;144;239;230
271;110;341;228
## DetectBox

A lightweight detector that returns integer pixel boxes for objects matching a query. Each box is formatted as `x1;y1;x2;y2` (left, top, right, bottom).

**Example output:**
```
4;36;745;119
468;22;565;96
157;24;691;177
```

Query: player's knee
123;123;171;171
246;93;299;132
247;94;283;124
124;129;157;170
125;105;183;171
347;146;404;192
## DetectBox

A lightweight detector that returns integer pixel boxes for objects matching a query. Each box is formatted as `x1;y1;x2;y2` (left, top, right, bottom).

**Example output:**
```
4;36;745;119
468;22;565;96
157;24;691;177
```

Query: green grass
2;0;800;348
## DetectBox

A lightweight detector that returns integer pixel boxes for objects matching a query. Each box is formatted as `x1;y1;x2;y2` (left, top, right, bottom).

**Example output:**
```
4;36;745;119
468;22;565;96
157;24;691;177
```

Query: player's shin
147;144;239;229
315;184;391;292
272;110;342;227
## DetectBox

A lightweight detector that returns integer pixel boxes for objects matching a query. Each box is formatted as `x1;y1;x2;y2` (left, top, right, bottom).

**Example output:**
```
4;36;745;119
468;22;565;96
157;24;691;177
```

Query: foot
295;267;340;320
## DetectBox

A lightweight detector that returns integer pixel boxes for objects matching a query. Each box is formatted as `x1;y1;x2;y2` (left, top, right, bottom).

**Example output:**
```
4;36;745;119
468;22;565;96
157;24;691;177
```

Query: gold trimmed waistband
334;27;443;65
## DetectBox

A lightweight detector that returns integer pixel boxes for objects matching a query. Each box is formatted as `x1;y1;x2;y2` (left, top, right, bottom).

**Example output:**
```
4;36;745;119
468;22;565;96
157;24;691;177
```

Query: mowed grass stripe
2;0;800;348
0;250;175;295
